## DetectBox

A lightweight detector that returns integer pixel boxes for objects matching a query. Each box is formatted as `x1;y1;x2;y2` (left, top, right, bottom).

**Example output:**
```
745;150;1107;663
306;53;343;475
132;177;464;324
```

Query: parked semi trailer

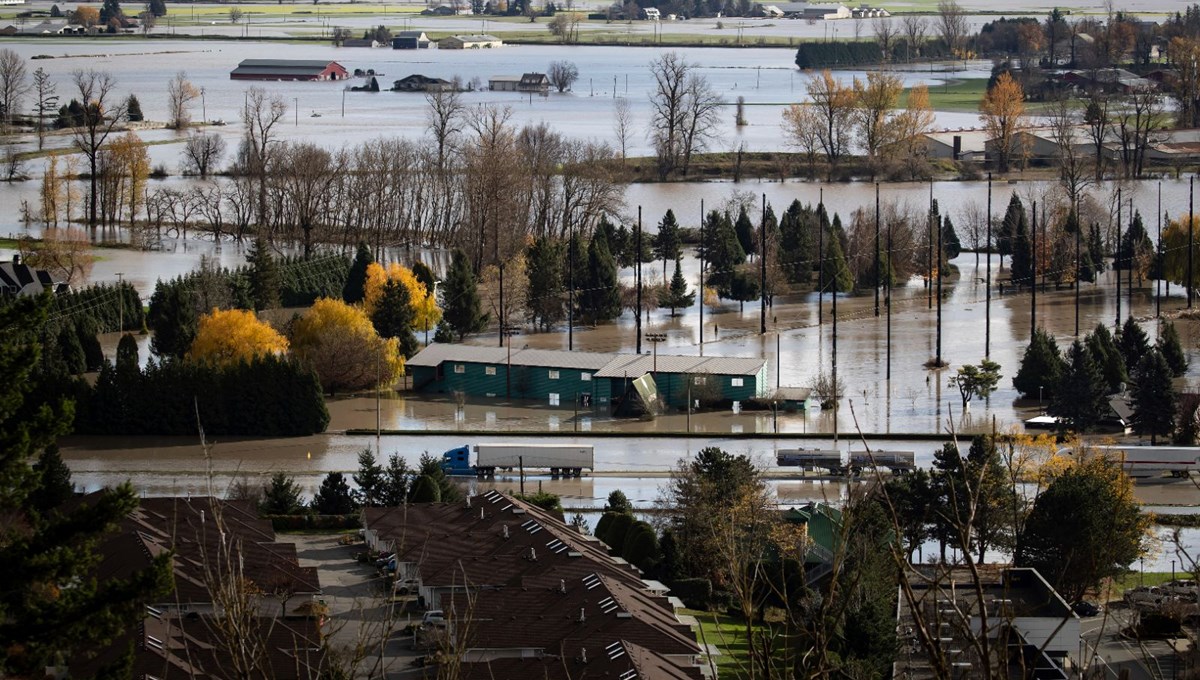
1083;446;1200;478
440;443;595;477
850;450;915;473
777;449;849;475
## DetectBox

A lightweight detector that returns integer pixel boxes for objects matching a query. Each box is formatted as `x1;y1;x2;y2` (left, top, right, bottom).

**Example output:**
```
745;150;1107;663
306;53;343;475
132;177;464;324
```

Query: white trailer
776;448;848;474
441;443;594;477
1083;446;1200;478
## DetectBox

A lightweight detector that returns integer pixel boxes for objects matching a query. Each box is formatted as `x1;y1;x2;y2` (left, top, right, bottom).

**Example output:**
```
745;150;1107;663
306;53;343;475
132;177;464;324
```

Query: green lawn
901;77;987;113
684;608;751;678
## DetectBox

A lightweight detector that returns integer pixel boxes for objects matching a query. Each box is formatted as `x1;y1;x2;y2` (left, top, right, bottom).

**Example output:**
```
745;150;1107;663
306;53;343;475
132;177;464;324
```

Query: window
581;372;592;382
731;377;744;387
549;393;560;406
453;364;465;374
485;366;497;376
548;370;560;380
693;376;706;385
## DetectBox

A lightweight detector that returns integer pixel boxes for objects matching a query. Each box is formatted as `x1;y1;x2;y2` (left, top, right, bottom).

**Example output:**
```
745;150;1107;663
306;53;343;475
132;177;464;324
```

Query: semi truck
440;443;595;478
1078;446;1200;478
776;449;848;475
850;450;915;473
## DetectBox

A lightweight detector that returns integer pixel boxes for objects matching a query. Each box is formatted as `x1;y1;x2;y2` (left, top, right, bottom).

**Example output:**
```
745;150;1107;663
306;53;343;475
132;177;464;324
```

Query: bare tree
167;70;200;130
546;60;579;93
425;88;464;171
546;12;579;43
0;48;29;133
1046;95;1093;206
1083;92;1110;181
901;14;928;62
182;132;227;178
68;69;126;228
1112;86;1164;179
781;103;822;175
936;0;969;57
646;52;723;178
805;70;855;164
239;87;287;227
31;67;56;150
873;16;897;61
613;97;632;163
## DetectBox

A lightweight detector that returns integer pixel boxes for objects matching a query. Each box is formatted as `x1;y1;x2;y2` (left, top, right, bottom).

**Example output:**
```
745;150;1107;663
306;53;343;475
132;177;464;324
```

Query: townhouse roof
91;495;321;605
458;639;705;679
445;571;701;656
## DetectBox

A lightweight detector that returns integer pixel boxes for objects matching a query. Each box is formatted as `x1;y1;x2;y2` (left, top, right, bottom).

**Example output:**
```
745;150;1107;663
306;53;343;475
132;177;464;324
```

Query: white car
393;578;419;595
421;610;445;626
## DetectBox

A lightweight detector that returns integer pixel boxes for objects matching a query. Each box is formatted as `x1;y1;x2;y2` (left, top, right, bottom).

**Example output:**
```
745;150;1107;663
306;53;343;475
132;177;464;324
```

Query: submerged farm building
407;343;766;410
229;59;349;81
439;33;502;49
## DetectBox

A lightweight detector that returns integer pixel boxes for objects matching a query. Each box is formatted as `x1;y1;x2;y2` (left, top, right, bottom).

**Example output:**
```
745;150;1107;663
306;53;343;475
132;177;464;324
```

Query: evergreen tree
380;453;410;506
734;205;756;258
57;324;86;375
1118;317;1151;375
580;231;622;323
728;268;761;311
76;318;104;371
125;94;142;122
353;447;386;507
371;279;418;357
313;472;355;515
261;472;303;514
1158;321;1189;377
100;0;123;22
1118;210;1153;276
659;256;695;316
1013;328;1065;399
0;296;171;676
653;209;683;279
1049;340;1109;433
604;489;634;514
1085;323;1127;392
411;260;436;296
343;242;374;304
822;231;853;293
1010;202;1033;286
779;200;815;284
526;236;565;331
442;249;488;340
147;0;166;16
116;333;138;371
942;215;962;260
148;282;198;360
997;193;1024;264
1087;221;1107;279
29;445;75;514
612;224;632;268
246;236;281;311
1131;349;1177;444
708;211;747;297
408;474;441;502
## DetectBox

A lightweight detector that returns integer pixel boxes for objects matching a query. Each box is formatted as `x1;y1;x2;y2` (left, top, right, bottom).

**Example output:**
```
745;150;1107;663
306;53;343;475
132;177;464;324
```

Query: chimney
578;607;586;623
12;254;20;266
952;135;962;160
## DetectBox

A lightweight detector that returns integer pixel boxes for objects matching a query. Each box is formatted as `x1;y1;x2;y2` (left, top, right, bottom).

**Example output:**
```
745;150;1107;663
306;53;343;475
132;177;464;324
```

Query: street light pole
115;272;125;332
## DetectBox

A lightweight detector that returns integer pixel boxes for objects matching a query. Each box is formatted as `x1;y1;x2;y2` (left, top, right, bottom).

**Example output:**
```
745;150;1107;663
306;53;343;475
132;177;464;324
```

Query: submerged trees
647;52;723;178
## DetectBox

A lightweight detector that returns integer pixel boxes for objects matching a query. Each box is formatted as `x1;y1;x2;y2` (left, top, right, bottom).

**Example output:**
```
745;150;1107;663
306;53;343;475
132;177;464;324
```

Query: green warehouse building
406;343;768;411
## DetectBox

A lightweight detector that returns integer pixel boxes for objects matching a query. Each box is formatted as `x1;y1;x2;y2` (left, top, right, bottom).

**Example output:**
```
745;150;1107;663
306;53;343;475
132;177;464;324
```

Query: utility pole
1116;188;1122;328
817;188;824;326
1190;176;1195;309
986;174;992;358
927;183;933;310
874;182;880;317
936;196;943;366
1129;197;1135;315
699;199;705;349
1075;198;1081;337
116;272;125;332
496;219;504;348
518;456;524;495
1157;182;1162;319
760;193;767;335
636;207;642;355
568;222;574;351
887;205;892;381
1031;201;1037;339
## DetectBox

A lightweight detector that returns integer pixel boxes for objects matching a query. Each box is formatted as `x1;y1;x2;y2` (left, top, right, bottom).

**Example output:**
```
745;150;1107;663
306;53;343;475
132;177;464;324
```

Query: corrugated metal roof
237;59;340;68
594;353;765;378
406;343;510;367
512;348;613;370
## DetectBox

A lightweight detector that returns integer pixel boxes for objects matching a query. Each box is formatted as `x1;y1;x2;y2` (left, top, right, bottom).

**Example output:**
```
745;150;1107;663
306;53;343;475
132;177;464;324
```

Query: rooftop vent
146;635;164;651
145;605;163;620
581;647;588;664
466;496;472;508
619;670;638;680
500;503;513;511
605;641;625;660
578;607;586;623
582;573;601;590
502;525;510;539
560;579;567;594
599;597;618;614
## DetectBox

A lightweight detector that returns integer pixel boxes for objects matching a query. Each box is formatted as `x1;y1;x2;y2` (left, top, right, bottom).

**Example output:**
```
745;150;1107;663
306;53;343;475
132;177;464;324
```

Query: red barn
230;59;349;82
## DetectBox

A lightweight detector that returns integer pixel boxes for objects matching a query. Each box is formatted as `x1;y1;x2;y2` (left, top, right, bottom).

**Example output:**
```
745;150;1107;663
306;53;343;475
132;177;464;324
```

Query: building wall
411;360;599;405
490;80;520;91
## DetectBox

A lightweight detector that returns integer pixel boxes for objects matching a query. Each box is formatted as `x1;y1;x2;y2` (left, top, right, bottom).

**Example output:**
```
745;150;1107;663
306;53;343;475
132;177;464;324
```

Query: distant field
903;77;987;114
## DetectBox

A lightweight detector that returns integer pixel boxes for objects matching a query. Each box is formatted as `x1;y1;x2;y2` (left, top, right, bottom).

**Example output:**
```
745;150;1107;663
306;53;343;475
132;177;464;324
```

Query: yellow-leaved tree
363;262;442;337
187;308;289;366
291;297;403;393
979;71;1026;173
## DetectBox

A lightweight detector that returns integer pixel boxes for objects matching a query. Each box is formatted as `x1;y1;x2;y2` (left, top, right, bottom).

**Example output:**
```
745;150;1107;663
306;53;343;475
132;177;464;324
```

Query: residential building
439;33;502;49
1058;68;1156;94
392;30;431;48
229;59;348;81
392;74;454;92
894;566;1079;679
643;7;661;20
922;129;990;161
490;73;550;93
406;343;768;410
0;19;69;34
0;255;68;297
776;2;853;19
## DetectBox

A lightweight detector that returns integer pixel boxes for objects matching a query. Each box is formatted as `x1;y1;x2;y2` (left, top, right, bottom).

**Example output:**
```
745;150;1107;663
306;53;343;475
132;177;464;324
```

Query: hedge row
50;281;144;335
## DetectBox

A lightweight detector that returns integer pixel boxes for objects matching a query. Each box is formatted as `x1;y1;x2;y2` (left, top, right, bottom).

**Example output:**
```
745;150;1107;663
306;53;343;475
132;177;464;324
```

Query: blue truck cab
440;446;473;475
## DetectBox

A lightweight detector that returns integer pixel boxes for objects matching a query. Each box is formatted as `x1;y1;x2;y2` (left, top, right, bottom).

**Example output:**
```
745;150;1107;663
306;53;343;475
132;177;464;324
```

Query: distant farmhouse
0;255;68;297
489;72;550;94
392;74;454;92
0;19;71;34
229;59;348;81
392;30;431;49
439;33;502;49
775;2;853;19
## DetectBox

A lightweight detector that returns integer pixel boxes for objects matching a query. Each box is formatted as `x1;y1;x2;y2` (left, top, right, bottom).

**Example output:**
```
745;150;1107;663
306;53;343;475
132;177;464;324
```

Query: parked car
1164;579;1198;597
393;578;419;595
1072;601;1101;617
1124;586;1165;607
421;610;445;626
